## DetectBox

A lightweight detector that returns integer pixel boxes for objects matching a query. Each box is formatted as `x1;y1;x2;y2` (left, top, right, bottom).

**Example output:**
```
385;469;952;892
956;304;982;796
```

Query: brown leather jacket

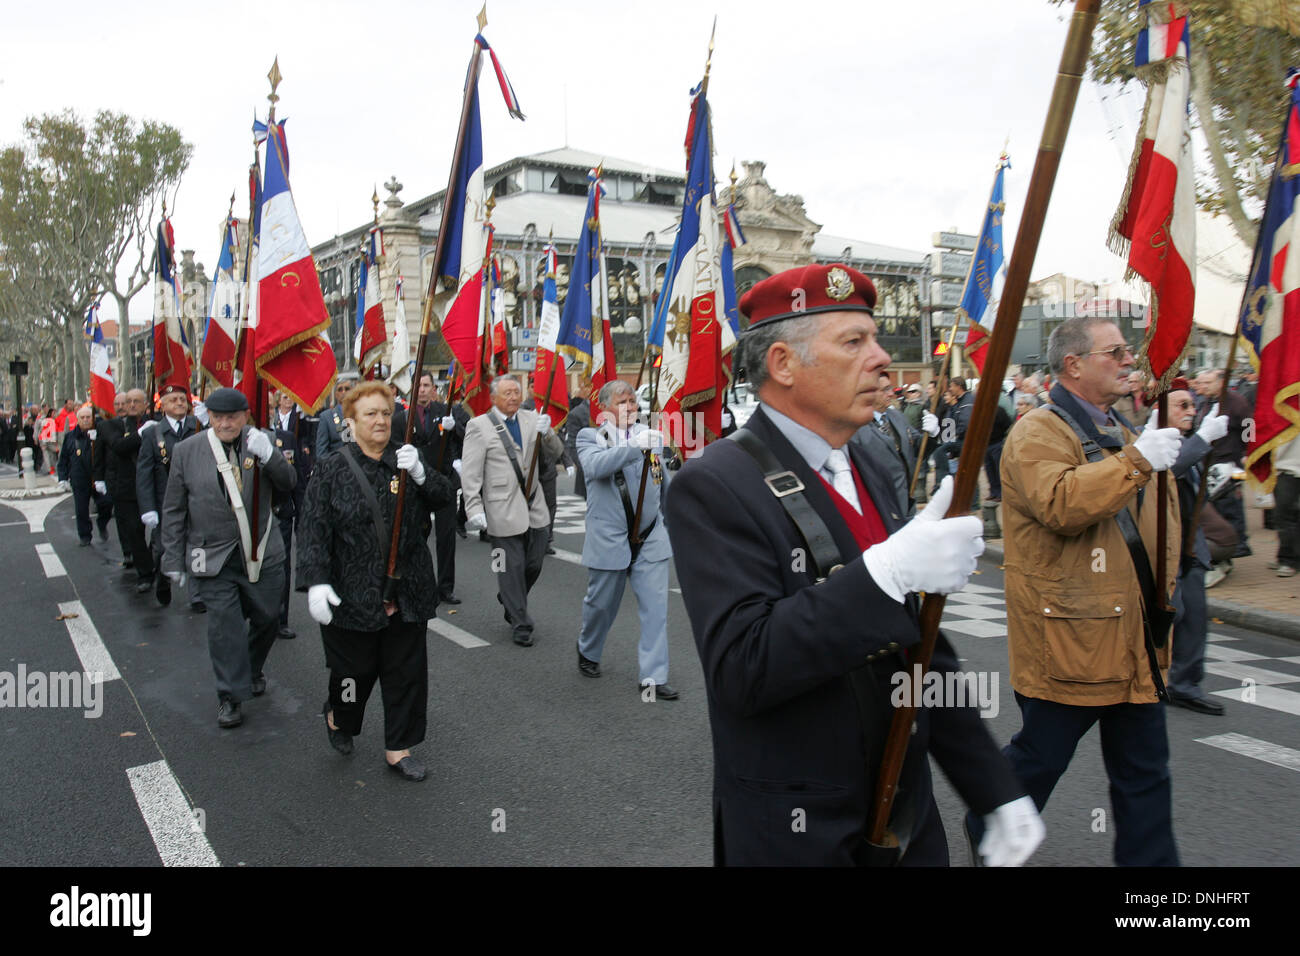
1000;388;1178;706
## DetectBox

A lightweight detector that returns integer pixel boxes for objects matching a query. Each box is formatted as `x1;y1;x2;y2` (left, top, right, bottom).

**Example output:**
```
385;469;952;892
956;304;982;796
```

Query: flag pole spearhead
267;56;282;122
476;3;488;32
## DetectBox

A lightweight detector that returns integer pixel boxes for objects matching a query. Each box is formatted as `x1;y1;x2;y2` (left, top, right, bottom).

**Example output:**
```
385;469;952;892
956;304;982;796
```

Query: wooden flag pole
385;35;486;600
865;0;1101;861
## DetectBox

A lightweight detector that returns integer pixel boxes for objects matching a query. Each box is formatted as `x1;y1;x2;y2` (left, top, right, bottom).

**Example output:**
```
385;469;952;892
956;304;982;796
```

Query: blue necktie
505;416;522;447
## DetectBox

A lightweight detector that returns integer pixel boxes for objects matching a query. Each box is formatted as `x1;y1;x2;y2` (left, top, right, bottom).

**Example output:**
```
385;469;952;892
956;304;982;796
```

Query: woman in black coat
297;381;453;781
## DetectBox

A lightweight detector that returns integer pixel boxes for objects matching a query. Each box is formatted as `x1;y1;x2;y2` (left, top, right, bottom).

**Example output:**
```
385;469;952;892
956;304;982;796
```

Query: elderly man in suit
315;372;360;459
160;387;296;729
666;263;1041;866
575;380;676;699
99;388;155;591
461;374;564;647
854;371;937;519
137;383;203;610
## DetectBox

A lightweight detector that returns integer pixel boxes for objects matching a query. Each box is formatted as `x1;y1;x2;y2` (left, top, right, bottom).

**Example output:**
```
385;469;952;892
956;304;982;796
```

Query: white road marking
941;620;1008;639
0;520;29;528
1203;645;1267;663
1277;656;1300;665
35;542;66;578
940;604;1006;621
57;600;120;682
957;583;1002;595
942;592;1004;606
1195;733;1300;774
549;547;584;566
1212;684;1300;716
428;618;490;649
0;493;70;532
1207;633;1240;642
1204;661;1300;686
125;761;221;867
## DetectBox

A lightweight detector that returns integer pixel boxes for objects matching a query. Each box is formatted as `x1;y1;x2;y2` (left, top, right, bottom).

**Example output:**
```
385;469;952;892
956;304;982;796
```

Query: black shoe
136;578;154;594
513;631;535;647
478;530;489;542
322;701;353;755
251;674;267;697
1234;544;1253;558
545;546;557;555
639;681;679;700
440;593;462;606
578;647;601;678
78;539;92;547
455;525;467;540
122;557;134;569
156;575;172;607
190;601;207;614
217;699;242;728
387;755;427;782
277;626;296;640
1168;694;1225;716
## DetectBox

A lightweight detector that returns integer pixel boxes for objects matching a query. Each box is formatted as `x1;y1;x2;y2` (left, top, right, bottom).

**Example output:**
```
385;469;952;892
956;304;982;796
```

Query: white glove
94;481;107;496
57;480;70;492
1132;427;1181;472
922;411;940;437
536;414;552;434
192;401;209;426
396;443;426;485
165;570;187;588
244;429;274;463
566;466;575;478
440;415;456;431
465;511;488;533
87;429;97;441
978;795;1046;867
861;476;985;602
308;584;342;625
452;458;463;476
1196;403;1229;444
141;510;160;531
139;419;157;435
721;412;733;428
632;428;665;452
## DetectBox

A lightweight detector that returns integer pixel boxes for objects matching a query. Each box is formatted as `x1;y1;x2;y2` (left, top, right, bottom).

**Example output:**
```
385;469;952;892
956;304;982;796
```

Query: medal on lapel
390;476;399;495
651;452;663;485
243;457;254;470
76;448;82;457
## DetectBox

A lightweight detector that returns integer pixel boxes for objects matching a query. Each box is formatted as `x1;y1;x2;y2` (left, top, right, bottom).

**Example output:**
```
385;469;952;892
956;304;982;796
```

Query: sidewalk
0;465;63;498
982;491;1300;641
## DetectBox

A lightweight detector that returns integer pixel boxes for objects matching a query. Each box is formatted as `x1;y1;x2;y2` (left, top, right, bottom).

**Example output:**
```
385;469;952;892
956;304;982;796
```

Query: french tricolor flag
201;216;241;389
1135;4;1189;69
475;34;524;120
84;303;115;416
355;227;387;379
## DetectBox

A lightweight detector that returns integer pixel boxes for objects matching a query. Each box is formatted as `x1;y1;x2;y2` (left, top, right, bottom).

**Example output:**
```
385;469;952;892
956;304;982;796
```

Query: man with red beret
665;263;1043;866
137;383;203;610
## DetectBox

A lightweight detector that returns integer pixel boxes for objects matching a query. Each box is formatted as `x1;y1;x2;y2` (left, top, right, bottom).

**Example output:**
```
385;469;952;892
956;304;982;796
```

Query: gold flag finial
476;4;488;32
267;57;282;106
485;194;496;221
372;186;380;222
703;16;717;86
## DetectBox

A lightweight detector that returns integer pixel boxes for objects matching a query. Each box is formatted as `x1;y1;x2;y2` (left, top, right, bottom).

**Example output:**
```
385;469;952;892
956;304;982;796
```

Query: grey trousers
1169;564;1209;701
490;527;548;640
194;555;285;703
578;559;670;685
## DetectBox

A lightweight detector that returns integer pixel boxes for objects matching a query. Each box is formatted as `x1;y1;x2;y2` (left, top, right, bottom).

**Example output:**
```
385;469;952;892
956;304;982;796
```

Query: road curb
982;540;1300;644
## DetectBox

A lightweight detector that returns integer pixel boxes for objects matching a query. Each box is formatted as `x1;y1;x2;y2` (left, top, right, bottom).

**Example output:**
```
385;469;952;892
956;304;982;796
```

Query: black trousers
1212;486;1249;554
491;527;548;640
322;617;427;751
432;500;458;596
1275;472;1300;570
114;498;153;582
71;481;113;542
541;474;557;543
278;515;295;625
194;555;284;703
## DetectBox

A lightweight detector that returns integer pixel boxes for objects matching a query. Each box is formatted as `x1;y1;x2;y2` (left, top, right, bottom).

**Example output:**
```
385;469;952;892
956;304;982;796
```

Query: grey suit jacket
461;407;564;537
160;425;296;577
577;423;671;570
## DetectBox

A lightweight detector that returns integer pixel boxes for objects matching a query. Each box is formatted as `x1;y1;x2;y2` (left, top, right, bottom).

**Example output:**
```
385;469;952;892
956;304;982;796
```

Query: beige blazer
461;407;564;537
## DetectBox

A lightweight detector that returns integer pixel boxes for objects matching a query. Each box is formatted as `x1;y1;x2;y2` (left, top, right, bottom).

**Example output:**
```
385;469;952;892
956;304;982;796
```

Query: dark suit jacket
664;406;1022;866
98;415;146;501
136;415;201;515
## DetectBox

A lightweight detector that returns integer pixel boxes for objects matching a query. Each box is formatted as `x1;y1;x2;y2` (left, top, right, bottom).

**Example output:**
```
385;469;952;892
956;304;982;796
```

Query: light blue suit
576;423;672;685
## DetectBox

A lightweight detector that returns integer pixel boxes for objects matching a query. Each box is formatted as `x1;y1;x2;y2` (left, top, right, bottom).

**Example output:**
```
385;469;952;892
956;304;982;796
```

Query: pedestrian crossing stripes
125;760;220;867
429;617;490;648
57;600;121;682
551;493;587;536
1195;733;1300;774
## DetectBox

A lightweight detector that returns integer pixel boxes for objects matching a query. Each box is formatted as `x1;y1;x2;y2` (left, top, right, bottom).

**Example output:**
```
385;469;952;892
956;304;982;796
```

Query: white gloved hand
1196;402;1229;445
440;415;456;431
978;795;1046;867
87;429;97;441
165;570;187;588
566;466;575;478
861;476;985;602
94;481;107;496
922;411;940;437
57;480;70;492
466;511;488;533
632;428;665;452
244;429;274;463
308;584;342;625
139;419;157;435
192;400;209;426
721;411;733;428
536;414;552;434
396;443;426;485
141;510;160;531
1132;426;1181;472
452;458;463;476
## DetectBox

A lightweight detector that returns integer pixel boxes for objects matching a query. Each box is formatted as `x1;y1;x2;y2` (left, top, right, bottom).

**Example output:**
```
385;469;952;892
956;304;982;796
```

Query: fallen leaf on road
120;732;136;737
54;613;79;621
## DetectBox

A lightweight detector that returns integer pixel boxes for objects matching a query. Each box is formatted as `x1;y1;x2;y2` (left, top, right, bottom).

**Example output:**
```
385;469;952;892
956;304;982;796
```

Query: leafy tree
1054;0;1300;247
0;110;191;395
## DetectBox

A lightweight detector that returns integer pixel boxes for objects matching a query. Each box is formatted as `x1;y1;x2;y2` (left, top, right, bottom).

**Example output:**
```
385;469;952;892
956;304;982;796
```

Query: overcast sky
1;0;1247;328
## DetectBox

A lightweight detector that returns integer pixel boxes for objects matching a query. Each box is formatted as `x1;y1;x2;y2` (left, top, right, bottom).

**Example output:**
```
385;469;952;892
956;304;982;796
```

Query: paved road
1;464;1295;867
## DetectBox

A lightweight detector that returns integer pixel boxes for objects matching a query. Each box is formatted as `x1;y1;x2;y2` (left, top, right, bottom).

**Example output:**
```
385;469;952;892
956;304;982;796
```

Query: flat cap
205;387;250;413
740;263;877;332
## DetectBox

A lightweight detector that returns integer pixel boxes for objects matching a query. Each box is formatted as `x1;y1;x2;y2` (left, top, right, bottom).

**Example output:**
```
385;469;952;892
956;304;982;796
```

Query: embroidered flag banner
84;302;115;415
961;153;1010;375
201;216;241;389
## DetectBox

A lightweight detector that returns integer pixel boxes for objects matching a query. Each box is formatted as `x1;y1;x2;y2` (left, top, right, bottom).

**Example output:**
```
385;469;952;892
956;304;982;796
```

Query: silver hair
490;374;521;396
1013;391;1039;408
1047;316;1119;376
738;314;821;390
597;379;635;406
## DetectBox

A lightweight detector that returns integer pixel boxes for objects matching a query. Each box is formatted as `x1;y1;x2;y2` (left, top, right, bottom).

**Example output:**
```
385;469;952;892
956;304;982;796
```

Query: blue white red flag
961;153;1010;374
1243;69;1300;491
532;242;571;424
1135;3;1189;70
556;170;618;414
201;216;241;389
1110;1;1196;390
720;203;746;338
489;254;508;374
251;118;336;412
474;34;525;120
355;227;387;379
83;302;115;416
152;217;192;393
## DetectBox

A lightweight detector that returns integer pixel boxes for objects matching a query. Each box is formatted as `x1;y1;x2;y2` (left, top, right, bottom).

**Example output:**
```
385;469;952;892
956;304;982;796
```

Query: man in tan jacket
461;374;564;646
969;315;1184;866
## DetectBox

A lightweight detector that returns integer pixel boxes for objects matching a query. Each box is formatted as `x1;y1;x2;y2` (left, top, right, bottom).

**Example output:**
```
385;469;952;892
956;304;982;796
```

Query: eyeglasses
1080;344;1135;361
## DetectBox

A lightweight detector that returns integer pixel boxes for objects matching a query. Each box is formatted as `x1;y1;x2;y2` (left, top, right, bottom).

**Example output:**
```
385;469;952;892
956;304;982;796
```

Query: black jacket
408;400;468;477
136;415;201;515
98;415;147;501
664;406;1022;866
296;441;453;630
57;424;103;488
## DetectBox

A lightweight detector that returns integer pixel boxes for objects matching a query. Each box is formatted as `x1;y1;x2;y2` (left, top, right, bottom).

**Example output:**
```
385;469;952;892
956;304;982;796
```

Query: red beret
159;384;189;399
1169;377;1191;392
740;263;877;331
